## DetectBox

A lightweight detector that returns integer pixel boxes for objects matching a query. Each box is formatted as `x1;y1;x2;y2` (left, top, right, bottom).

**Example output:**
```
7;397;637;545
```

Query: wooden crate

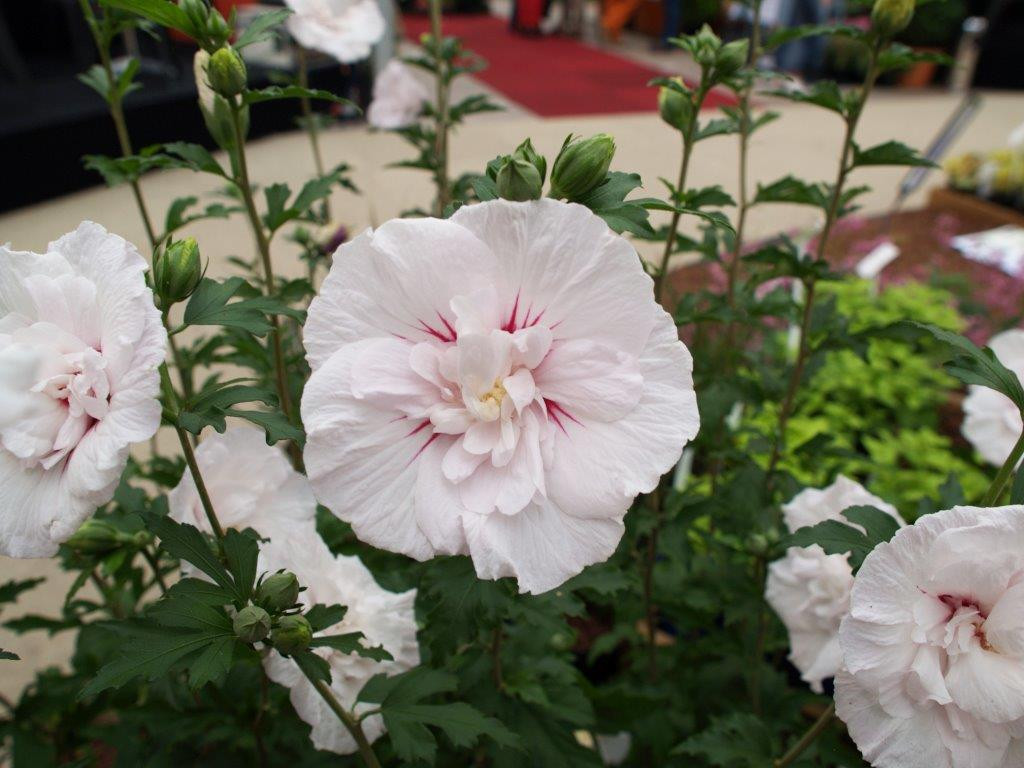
928;186;1024;230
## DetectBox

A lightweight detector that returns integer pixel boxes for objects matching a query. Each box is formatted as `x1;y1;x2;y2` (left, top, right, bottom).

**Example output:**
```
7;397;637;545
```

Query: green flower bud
234;605;272;644
549;133;615;201
153;238;202;309
658;77;693;131
66;519;123;555
693;24;721;66
272;614;313;655
194;51;245;150
716;39;748;78
512;138;546;185
871;0;915;37
180;0;208;33
496;156;543;202
208;47;247;99
256;571;301;613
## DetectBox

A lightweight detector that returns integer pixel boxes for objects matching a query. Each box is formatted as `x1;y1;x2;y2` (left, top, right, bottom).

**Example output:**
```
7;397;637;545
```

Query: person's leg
661;0;683;45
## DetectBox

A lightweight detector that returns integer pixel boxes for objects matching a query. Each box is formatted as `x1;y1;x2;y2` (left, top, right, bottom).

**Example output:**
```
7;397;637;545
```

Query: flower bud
206;9;232;48
208;47;247;99
233;605;272;644
66;519;123;555
870;0;914;37
194;51;244;149
658;77;693;131
549;134;615;201
716;39;748;78
153;238;202;309
256;571;301;613
271;614;313;655
496;156;544;202
512;138;546;184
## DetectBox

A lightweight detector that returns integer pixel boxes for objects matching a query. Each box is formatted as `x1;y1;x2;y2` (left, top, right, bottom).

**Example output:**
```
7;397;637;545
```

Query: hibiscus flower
301;199;699;594
962;329;1024;467
284;0;386;64
0;222;165;558
836;505;1024;768
766;475;904;692
366;59;428;130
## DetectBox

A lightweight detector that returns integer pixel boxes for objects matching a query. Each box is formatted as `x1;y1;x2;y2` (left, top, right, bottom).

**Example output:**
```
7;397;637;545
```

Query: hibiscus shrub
3;2;1024;768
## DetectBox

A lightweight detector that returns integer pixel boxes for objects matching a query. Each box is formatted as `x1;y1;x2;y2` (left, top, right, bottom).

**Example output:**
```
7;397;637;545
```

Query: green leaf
223;408;305;446
78;65;112;102
186;635;236;689
786;505;901;572
764;23;864;50
359;669;520;763
161;142;228;177
223;529;260;602
306;603;348;632
98;0;194;33
0;649;18;661
672;713;774;766
163;196;237;236
178;383;279;435
3;615;78;636
144;514;238;599
291;649;331;681
877;43;953;74
851;140;935;169
764;80;845;115
575;172;655;237
310;632;393;661
243;85;355;108
234;8;292;49
754;175;828;207
165;578;236;606
0;578;45;607
1012;465;1024;505
148;597;233;634
183;277;299;336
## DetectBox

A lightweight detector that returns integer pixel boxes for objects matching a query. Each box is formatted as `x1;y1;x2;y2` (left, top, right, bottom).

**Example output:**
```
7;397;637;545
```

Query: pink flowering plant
3;1;1023;767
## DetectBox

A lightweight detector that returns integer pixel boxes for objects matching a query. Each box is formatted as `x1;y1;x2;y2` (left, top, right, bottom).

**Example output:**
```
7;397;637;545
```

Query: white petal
301;341;436;560
946;647;1024;724
450;199;657;353
544;304;698;518
984;580;1024;657
461;499;624;594
0;451;84;558
534;339;643;422
782;474;902;534
416;437;469;555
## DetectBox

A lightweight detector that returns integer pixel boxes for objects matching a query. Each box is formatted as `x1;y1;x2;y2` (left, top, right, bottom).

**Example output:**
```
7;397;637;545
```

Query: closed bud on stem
153;238;202;309
206;9;232;49
512;138;546;184
272;614;313;654
194;51;246;149
496;156;544;201
234;605;272;644
208;47;247;99
693;24;721;67
256;571;301;613
870;0;914;38
66;519;123;555
549;133;615;201
716;39;748;78
658;77;694;131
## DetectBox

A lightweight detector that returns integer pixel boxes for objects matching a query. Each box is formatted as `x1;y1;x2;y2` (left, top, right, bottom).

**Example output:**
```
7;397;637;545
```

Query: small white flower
261;531;419;755
962;329;1024;467
301;199;699;594
285;0;386;64
765;476;904;693
836;505;1024;768
366;60;428;130
0;222;165;558
168;426;316;540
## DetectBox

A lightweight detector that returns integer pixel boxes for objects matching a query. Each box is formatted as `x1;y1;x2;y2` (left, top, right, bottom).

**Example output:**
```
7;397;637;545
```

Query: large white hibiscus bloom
261;531;419;755
284;0;386;64
168;426;316;540
962;329;1024;467
836;505;1024;768
766;476;904;693
366;59;428;130
301;199;699;594
0;222;165;558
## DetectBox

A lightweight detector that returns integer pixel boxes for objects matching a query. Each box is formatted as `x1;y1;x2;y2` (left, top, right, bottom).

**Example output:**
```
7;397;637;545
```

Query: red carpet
401;14;736;117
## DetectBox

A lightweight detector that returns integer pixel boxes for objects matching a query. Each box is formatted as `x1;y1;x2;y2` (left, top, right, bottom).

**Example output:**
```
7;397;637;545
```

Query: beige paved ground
2;49;1022;702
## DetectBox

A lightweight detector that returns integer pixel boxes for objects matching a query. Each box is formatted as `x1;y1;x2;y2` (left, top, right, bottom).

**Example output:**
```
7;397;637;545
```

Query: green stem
297;47;330;221
653;82;708;303
78;0;157;250
765;40;883;486
302;671;383;768
428;0;451;216
774;703;836;767
227;99;296;432
982;430;1024;506
160;364;226;542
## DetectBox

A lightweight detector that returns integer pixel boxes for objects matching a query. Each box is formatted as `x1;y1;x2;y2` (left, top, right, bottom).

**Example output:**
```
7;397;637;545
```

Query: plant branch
428;0;451;216
296;46;330;221
774;703;836;767
228;99;296;434
302;670;383;768
982;429;1024;506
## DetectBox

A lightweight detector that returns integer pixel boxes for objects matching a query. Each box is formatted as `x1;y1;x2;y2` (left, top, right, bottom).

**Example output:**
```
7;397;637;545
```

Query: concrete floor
2;35;1023;702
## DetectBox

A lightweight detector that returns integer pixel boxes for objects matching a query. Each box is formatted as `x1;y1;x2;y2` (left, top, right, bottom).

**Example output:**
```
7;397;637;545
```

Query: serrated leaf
98;0;194;33
187;635;236;689
183;278;275;336
310;632;393;661
224;408;305;446
764;80;845;115
234;8;291;49
165;578;236;606
0;578;45;606
161;142;227;177
223;529;259;602
243;85;355;108
144;514;238;599
786;505;900;572
291;649;331;681
0;649;18;661
178;383;278;435
851;140;935;169
672;713;774;766
148;597;233;634
306;603;348;632
754;175;828;207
